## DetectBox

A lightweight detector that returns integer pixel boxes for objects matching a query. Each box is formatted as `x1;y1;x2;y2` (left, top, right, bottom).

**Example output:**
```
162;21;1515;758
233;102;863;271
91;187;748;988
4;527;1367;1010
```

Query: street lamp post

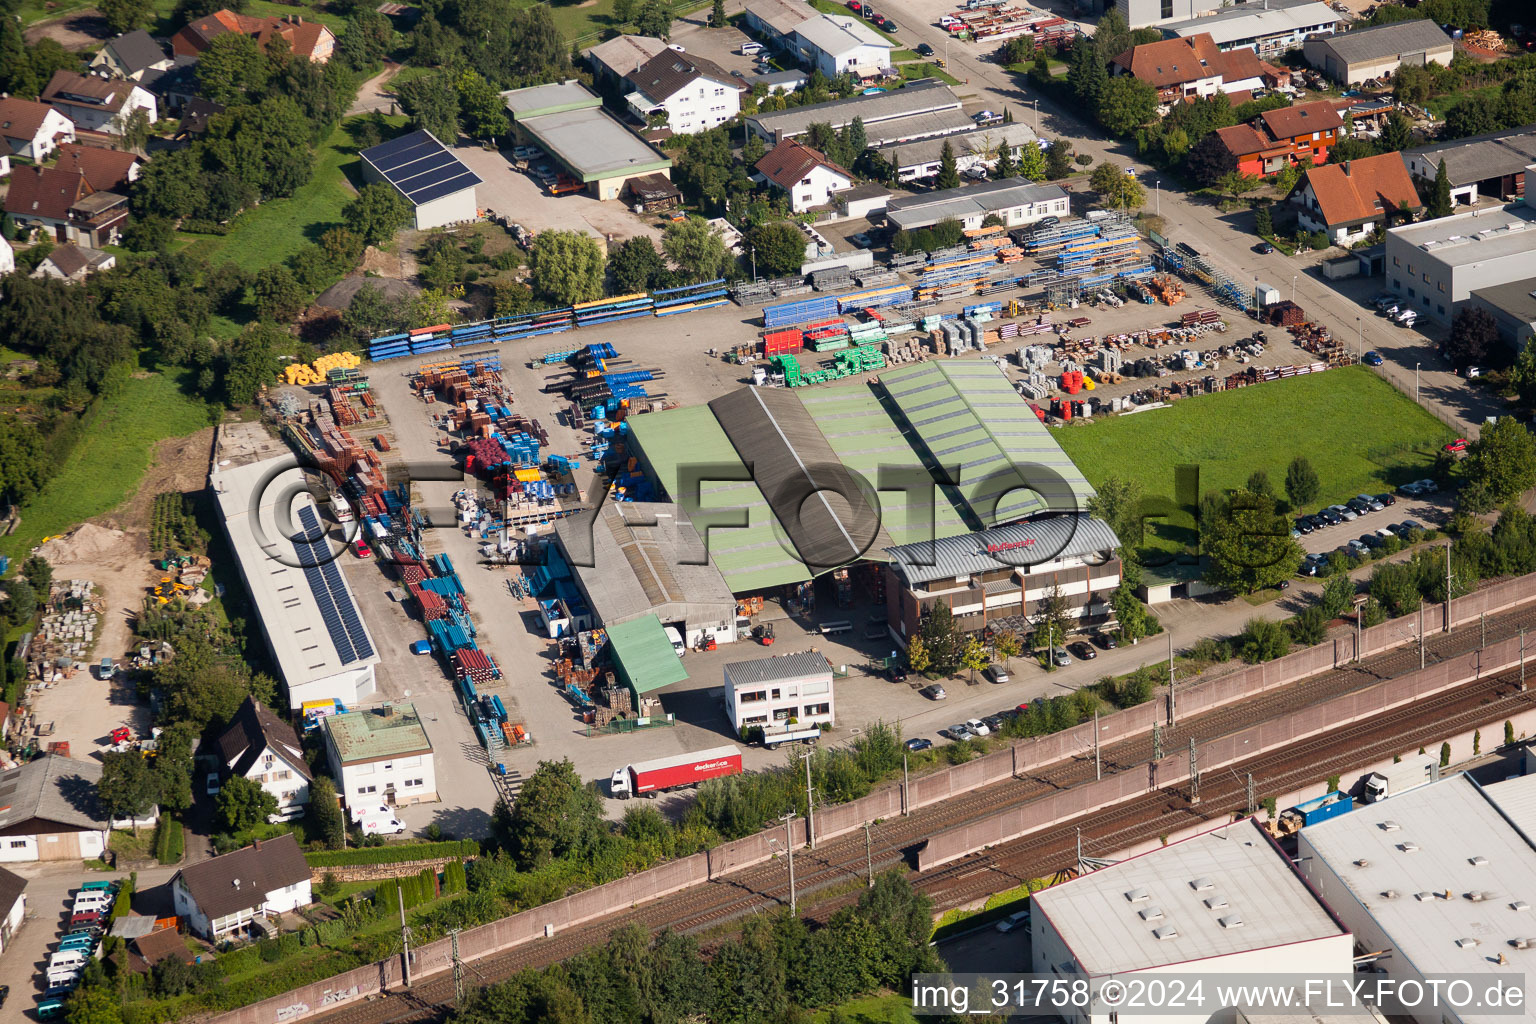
1291;274;1298;302
1356;316;1362;360
1032;99;1039;133
1416;362;1421;404
1154;179;1160;217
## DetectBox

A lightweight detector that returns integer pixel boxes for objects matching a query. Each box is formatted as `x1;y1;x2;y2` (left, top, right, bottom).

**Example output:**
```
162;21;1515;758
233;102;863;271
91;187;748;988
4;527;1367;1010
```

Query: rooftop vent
1140;906;1165;921
1469;892;1490;902
1190;877;1214;891
1125;888;1150;903
1382;820;1401;832
1472;856;1490;866
1415;892;1435;902
1381;890;1400;900
1153;925;1179;941
1513;901;1531;912
1512;938;1536;949
1355;859;1371;868
1400;841;1420;853
1457;937;1480;948
1218;914;1245;929
1204;894;1229;910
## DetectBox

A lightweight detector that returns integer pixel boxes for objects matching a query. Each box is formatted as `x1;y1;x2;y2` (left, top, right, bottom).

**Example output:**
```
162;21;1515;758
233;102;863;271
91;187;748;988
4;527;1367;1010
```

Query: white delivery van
740;41;764;55
359;813;407;836
664;625;686;655
49;951;87;972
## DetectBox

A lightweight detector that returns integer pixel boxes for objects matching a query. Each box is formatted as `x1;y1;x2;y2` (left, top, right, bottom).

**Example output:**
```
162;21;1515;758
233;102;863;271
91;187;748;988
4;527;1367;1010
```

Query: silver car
948;723;974;741
1051;646;1071;668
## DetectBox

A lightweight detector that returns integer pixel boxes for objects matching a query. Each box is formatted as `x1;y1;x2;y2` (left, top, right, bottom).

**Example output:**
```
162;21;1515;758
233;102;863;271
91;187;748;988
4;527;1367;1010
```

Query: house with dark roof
31;243;116;282
1210;99;1344;177
1402;125;1536;208
89;30;173;81
624;51;744;135
0;96;76;160
754;138;853;213
1111;32;1265;106
214;697;311;818
128;927;195;972
138;57;200;117
4;165;130;247
0;867;26;954
171;833;312;940
170;9;336;63
1289;152;1420;245
53;143;143;192
587;34;668;89
0;755;108;864
41;70;157;136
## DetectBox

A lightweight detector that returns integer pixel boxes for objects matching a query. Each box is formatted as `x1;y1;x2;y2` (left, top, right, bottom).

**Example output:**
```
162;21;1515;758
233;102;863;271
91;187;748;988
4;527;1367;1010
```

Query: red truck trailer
610;745;743;799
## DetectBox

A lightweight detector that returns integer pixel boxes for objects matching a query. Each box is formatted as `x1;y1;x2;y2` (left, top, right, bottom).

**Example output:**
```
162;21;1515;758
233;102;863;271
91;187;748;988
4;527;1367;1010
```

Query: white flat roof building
1385;197;1536;327
1033;818;1352;1024
1159;0;1339;56
722;650;834;745
211;456;380;712
1297;774;1536;1024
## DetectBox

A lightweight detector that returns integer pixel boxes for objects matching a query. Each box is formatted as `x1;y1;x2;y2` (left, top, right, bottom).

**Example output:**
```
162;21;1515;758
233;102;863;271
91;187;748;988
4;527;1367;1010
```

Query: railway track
300;602;1536;1024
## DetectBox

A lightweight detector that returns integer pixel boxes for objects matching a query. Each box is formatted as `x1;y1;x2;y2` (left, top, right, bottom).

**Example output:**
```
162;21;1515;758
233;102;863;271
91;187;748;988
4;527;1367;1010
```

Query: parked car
1050;646;1071;668
1068;641;1097;660
69;911;104;928
1363;350;1384;365
1444;438;1471;453
1393;308;1418;324
1294;517;1314;534
850;231;874;248
982;714;1005;733
985;665;1011;683
1346;498;1372;515
886;665;909;683
205;772;220;796
353;537;372;558
904;737;932;752
995;909;1031;933
846;0;862;9
1253;241;1275;254
1317;507;1343;525
1330;504;1358;521
1376;493;1396;507
973;109;1001;124
1376;524;1397;538
1094;631;1118;650
877;16;896;30
1413;478;1439;493
966;718;992;737
1464;365;1483;377
920;683;947;700
1359;533;1384;550
916;42;935;55
947;723;973;741
1300;554;1326;577
1399;518;1426;533
1374;294;1399;310
1356;493;1385;511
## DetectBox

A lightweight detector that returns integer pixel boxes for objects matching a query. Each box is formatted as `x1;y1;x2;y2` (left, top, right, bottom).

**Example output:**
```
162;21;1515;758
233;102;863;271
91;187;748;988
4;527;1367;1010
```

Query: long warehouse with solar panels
358;128;481;231
212;455;381;711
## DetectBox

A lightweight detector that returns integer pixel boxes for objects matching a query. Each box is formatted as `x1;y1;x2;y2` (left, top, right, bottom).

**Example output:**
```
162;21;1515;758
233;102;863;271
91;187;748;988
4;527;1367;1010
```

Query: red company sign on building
985;538;1036;554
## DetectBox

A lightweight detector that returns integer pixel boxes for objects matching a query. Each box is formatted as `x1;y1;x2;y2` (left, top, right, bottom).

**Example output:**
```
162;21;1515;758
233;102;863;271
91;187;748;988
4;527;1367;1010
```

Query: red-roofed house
1111;33;1265;106
1211;100;1344;177
0;96;76;161
4;165;130;247
171;9;336;63
1289;152;1419;245
754;138;853;213
41;70;157;136
53;144;143;192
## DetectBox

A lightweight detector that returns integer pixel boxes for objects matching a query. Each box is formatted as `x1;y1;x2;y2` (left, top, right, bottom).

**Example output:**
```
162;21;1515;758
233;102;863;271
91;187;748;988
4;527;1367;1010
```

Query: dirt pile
36;523;128;563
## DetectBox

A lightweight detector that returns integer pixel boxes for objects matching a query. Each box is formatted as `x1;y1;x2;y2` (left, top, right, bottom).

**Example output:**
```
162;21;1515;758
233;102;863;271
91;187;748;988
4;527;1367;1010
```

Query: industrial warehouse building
624;361;1118;641
885;178;1071;232
502;81;673;201
1466;279;1536;351
1297;774;1536;1024
1157;0;1339;57
1302;19;1454;85
1032;818;1353;1024
876;122;1040;183
211;455;381;711
1402;126;1536;207
1384;198;1536;328
0;755;109;864
358;129;481;231
744;80;967;146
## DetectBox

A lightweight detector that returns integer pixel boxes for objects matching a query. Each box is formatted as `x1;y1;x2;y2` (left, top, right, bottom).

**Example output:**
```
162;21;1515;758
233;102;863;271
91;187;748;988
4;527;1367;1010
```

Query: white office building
1385;196;1536;327
323;702;437;812
722;651;834;745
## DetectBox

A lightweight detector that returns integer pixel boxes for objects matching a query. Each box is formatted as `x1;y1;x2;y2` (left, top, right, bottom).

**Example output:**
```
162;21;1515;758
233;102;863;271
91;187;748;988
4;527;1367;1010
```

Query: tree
1246;469;1274;498
121;214;175;254
935;140;960;189
1446;306;1499;368
635;0;674;39
150;721;195;814
497;758;604;870
1088;161;1145;210
1428;158;1453;219
993;629;1021;668
1045;138;1073;180
606;237;666;294
341;283;410;342
252;265;306;322
1184;131;1237;187
662;216;732;282
1289;605;1328;646
1379;110;1413;153
528;230;604;306
959;636;991;685
1096;76;1157;135
1464;416;1536;507
1030;584;1072;664
196;32;270;105
919;603;962;675
396;68;460;142
203;97;314;199
845;115;867;159
711;0;726;27
1255;203;1274;238
1111;562;1154;643
309;776;347;849
993;142;1017;180
223;321;284;405
1088;475;1145;548
1511;338;1536;408
1218;170;1262;202
98;752;161;833
1202;489;1305;594
22;555;52;594
1322;572;1357;619
1068;34;1106;105
457;69;508;141
747;221;807;277
1017;140;1047;181
1285;457;1320;508
98;0;152;32
216;775;278;834
343;182;412;247
64;984;122;1024
612;0;635;23
1239;617;1291;663
906;633;931;674
1;577;36;627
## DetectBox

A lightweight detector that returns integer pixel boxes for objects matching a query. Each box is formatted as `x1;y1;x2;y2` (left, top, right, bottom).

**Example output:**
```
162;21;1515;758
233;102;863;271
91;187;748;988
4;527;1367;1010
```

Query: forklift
754;623;775;646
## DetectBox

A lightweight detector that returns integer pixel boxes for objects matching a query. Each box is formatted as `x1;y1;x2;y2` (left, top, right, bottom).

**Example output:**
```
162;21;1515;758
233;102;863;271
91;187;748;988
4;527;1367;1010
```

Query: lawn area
1426;82;1499;120
812;994;919;1024
512;0;710;45
808;0;901;43
174;117;388;271
0;370;211;563
898;62;960;85
1053;367;1455;549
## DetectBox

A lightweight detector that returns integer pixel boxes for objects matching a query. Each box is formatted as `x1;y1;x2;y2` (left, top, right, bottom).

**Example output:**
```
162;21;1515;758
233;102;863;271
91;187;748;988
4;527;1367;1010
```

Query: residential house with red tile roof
0;96;75;161
41;70;157;136
1110;33;1265;107
53;143;143;192
1210;99;1344;177
171;9;336;63
1289;152;1420;246
4;165;130;247
754;138;853;213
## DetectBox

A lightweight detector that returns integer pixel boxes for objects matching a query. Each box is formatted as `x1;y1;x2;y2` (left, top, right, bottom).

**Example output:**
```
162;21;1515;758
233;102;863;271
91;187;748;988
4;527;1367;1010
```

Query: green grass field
0;371;211;563
1053;367;1455;546
812;994;919;1023
898;62;960;85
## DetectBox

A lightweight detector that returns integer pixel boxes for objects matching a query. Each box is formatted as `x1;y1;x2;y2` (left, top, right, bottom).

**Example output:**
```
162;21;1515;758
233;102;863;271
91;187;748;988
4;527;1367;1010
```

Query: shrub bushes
154;818;184;865
303;839;479;867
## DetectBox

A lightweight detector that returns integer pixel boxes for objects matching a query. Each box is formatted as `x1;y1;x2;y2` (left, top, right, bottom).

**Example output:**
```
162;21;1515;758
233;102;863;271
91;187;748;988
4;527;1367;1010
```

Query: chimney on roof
1344;159;1352;176
254;838;262;850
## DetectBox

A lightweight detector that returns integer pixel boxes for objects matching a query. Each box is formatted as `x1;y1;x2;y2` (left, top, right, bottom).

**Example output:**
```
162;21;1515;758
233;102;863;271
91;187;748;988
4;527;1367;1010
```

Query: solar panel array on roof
293;506;375;665
361;129;481;204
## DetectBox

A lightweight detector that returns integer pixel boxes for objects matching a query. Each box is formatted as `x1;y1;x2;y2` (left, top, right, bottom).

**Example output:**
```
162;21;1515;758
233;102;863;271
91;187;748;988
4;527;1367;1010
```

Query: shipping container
611;745;743;799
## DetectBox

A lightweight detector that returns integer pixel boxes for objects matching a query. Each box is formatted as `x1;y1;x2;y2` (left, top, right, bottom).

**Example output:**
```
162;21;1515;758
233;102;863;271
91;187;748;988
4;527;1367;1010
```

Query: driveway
348;62;404;117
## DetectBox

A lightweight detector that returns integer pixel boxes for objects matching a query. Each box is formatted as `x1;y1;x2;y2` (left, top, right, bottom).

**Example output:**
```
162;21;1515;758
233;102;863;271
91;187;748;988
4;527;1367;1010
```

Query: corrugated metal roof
723;650;832;686
710;386;895;575
1312;18;1451;65
877;360;1095;527
607;614;689;694
883;513;1119;585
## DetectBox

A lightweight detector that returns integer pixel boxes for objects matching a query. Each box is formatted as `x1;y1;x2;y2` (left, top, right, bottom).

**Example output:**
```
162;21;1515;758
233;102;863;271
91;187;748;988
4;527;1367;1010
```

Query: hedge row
303;839;479;867
154;819;184;865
